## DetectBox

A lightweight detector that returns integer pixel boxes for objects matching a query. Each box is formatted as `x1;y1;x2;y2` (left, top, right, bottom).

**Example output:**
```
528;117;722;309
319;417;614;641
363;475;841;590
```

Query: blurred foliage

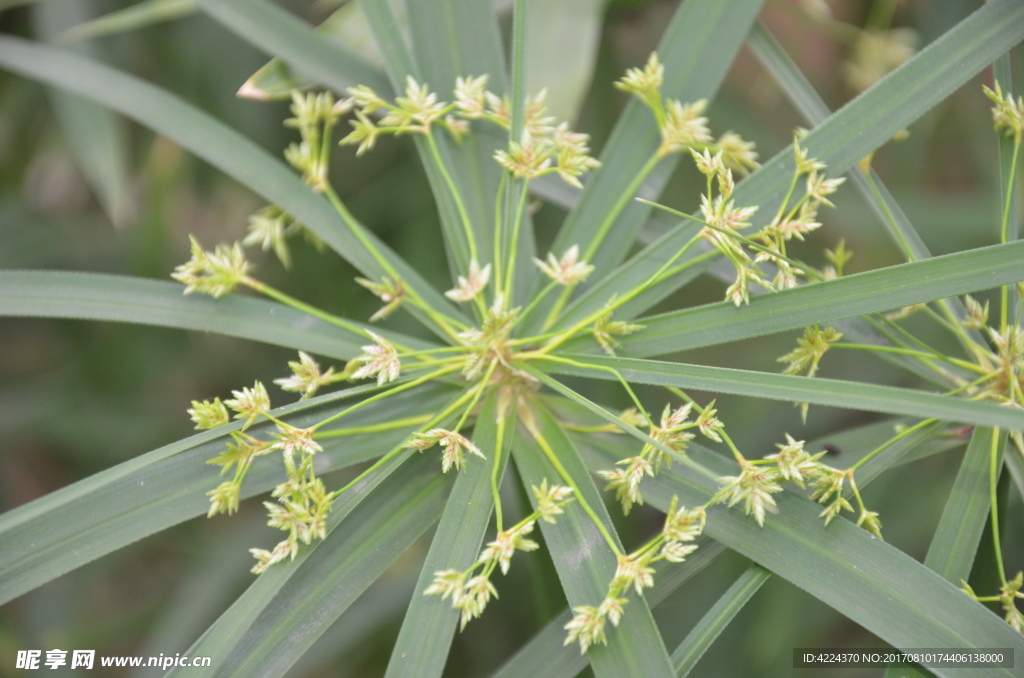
0;0;1022;676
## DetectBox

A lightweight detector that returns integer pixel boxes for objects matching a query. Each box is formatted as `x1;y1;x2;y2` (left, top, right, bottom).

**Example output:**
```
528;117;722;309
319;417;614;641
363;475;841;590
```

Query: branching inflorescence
170;51;1024;652
774;81;1024;629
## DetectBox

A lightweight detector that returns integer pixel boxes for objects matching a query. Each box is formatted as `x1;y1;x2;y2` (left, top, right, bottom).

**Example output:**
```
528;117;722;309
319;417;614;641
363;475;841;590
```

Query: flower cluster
405;428;485;473
564;496;705;653
598;400;723;514
753;138;845;289
172;236;251;298
985;82;1024;143
963;573;1024;632
284;91;349;190
244;205;323;270
459;294;520;380
350;332;401;386
251;422;331;574
426;481;574;629
274;351;337;400
618;53;758;171
535;245;594;286
356;275;405;322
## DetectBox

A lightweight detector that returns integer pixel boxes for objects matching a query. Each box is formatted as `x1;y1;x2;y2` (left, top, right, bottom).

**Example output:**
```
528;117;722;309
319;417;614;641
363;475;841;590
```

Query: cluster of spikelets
343;73;601;189
570;409;877;653
425;480;575;629
618;54;845;305
188;378;333;573
171;49;910;652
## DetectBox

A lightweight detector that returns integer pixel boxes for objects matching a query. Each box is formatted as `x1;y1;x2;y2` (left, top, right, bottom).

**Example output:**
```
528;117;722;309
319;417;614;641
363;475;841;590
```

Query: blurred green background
1;0;1022;675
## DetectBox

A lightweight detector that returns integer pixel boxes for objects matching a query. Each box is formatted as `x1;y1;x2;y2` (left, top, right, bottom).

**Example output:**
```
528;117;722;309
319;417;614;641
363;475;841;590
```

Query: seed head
454;74;489;117
478;521;539;574
274;351;335;400
662;495;706;542
535;245;595;285
424;569;466;600
356;276;405;322
592;308;643;356
659;99;712;156
351;332;401;385
612;552;655;596
340;110;381;156
245;206;293;268
691;148;724;177
406;428;485;472
495;130;554;179
225;381;271;429
207;481;240;517
715;131;760;174
564;605;608;654
778;325;842;378
188;398;230;430
962;295;989;330
766;434;821;488
272;424;322;457
445;259;491;302
615;52;664;110
984;82;1024;142
172;236;251;298
719;459;783;526
532;479;575;523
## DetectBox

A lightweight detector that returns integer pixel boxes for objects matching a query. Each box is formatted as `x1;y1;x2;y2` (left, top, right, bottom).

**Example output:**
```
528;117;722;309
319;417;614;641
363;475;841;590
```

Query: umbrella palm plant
1;0;1024;676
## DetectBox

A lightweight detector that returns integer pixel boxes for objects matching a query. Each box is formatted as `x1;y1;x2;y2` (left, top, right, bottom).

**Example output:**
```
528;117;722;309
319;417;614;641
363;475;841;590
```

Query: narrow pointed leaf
540;354;1024;430
671;564;770;676
241;2;391;101
58;0;197;43
557;239;1024;358
0;271;436;360
384;393;510;678
524;0;604;123
880;428;1007;678
512;403;677;678
0;384;454;605
34;0;133;228
195;0;390;96
925;427;1007;583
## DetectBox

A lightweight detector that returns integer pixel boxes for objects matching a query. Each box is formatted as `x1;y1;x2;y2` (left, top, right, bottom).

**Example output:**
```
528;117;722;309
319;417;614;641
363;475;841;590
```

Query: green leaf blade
384;392;510;678
512;404;677;678
576;240;1024;358
671;564;770;677
0;271;437;360
925;427;1007;584
542;354;1024;430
